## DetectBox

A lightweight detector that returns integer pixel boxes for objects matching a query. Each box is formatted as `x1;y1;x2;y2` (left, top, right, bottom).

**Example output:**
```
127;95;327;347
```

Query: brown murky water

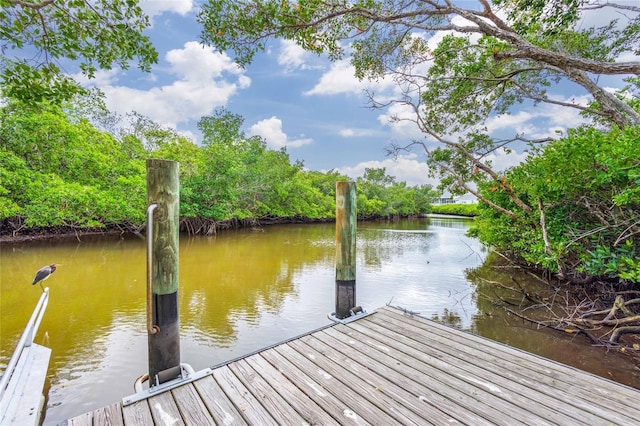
1;217;638;424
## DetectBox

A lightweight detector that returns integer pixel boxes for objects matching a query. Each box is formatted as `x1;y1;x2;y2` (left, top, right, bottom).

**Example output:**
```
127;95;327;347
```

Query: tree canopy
471;125;640;282
197;0;640;282
1;0;158;104
0;101;437;236
198;0;640;205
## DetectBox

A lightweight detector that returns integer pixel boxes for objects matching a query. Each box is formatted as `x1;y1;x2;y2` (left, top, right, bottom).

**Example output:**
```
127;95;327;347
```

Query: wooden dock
64;305;640;425
1;288;51;426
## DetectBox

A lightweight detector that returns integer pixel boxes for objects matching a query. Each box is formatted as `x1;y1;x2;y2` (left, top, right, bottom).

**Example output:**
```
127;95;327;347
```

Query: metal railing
0;288;50;401
146;203;159;335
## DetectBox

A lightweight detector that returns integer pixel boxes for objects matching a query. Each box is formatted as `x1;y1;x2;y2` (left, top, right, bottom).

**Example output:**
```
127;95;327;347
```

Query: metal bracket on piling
327;306;373;324
125;363;211;406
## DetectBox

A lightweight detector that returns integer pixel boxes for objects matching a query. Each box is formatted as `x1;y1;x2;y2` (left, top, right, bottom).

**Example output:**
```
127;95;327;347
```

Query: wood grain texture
171;384;215;425
122;400;154;425
193;375;248;425
63;305;640;425
93;403;124;426
213;366;278;425
244;353;337;425
148;390;185;426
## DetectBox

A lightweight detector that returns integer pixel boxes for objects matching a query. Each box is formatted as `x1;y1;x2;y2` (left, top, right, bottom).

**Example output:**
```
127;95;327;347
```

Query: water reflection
0;218;483;423
3;216;637;424
466;252;640;389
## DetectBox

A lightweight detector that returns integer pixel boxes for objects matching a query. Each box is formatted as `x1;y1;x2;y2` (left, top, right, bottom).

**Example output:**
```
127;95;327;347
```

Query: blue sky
71;1;633;188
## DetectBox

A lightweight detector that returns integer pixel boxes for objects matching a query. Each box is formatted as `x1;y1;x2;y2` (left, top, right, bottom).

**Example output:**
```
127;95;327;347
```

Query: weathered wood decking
1;288;51;426
64;305;640;425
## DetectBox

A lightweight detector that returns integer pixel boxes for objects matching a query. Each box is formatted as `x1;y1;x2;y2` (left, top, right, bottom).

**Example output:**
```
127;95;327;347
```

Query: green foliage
0;148;27;218
199;0;640;133
0;100;147;229
1;102;434;233
198;0;640;228
356;168;438;216
1;0;158;104
472;126;640;282
581;241;640;283
496;0;640;57
430;204;479;217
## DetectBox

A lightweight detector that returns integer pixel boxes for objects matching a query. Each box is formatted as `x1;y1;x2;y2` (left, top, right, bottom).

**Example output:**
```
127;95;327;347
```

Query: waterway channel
1;216;639;424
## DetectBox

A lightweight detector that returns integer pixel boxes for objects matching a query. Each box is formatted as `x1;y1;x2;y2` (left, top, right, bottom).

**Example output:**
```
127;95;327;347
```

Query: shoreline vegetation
429;203;478;217
1;210;473;243
1;104;441;244
3;100;639;354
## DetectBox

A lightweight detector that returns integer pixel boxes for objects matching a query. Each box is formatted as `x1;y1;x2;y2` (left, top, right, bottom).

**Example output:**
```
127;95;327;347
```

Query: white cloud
486;94;591;140
484;111;535;134
140;0;194;18
377;103;424;139
304;60;362;95
304;59;395;96
485;147;530;172
248;116;313;149
336;154;436;187
84;41;250;128
164;41;242;82
377;90;593;143
73;69;120;87
339;128;384;138
278;40;313;72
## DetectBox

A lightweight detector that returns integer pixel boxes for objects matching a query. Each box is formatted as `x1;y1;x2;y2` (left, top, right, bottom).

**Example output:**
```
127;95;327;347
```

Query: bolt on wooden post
146;159;180;384
335;181;357;319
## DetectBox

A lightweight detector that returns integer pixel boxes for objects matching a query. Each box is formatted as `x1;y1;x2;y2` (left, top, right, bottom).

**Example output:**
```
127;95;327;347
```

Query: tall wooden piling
146;159;180;385
335;181;357;319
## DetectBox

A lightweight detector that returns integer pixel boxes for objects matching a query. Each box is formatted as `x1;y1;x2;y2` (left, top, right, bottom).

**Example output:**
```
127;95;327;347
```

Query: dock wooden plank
356;312;600;425
341;321;541;425
244;353;338;425
122;400;154;425
228;358;312;425
274;342;402;425
148;390;185;426
288;337;436;425
192;375;249;425
93;402;124;425
324;324;528;426
62;306;640;426
66;411;92;426
377;305;640;422
213;366;278;425
171;384;216;425
371;307;638;424
259;348;371;425
309;329;489;426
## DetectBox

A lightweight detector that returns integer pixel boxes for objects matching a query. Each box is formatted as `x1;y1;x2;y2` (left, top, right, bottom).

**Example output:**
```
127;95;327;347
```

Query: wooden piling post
146;159;181;385
335;181;357;319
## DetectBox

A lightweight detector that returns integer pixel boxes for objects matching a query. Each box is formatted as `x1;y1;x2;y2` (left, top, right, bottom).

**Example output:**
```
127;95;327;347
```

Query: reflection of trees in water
428;218;470;229
431;308;463;328
466;253;581;354
359;229;435;268
464;254;640;389
180;225;335;346
466;253;551;326
184;220;450;345
466;254;586;353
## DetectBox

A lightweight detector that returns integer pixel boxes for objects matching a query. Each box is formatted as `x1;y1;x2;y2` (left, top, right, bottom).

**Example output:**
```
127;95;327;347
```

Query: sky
72;0;634;189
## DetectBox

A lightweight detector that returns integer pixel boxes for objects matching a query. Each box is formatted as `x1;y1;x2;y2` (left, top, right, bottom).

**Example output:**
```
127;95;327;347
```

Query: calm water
1;217;638;424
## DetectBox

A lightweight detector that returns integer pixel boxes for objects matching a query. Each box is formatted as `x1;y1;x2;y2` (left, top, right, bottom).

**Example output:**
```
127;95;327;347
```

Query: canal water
1;217;638;424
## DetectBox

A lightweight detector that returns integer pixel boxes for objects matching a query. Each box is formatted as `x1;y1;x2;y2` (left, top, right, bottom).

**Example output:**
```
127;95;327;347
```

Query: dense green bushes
471;126;640;283
0;102;438;235
430;203;478;217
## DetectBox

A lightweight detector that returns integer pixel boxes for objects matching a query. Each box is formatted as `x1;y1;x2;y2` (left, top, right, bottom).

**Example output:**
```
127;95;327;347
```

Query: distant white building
433;194;477;205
